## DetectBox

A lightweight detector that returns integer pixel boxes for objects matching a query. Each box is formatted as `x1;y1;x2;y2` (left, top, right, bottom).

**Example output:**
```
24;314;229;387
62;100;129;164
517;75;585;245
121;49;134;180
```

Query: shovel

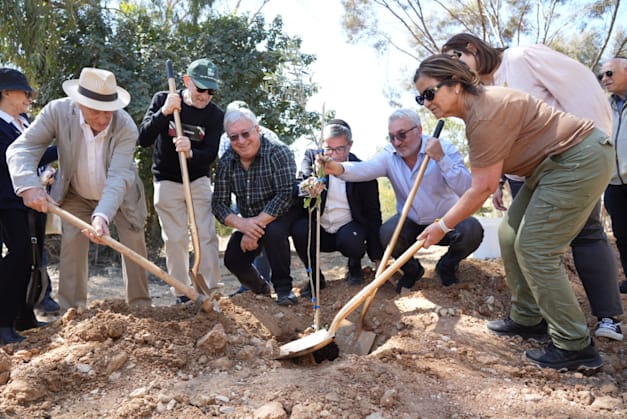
47;203;218;312
277;238;424;359
165;60;212;296
351;120;444;348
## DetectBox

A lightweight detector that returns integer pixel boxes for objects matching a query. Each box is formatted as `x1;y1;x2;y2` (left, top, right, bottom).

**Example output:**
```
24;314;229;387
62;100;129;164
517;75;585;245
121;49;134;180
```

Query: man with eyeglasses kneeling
319;109;483;292
213;107;302;306
292;119;384;299
138;58;224;304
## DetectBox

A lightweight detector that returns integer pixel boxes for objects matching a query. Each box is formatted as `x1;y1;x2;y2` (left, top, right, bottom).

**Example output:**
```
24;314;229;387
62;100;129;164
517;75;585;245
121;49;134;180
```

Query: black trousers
0;208;31;327
379;214;484;276
291;215;367;276
224;206;300;295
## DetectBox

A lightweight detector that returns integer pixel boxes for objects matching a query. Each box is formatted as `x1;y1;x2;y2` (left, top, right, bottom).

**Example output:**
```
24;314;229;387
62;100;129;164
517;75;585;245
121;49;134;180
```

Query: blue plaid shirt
212;135;297;223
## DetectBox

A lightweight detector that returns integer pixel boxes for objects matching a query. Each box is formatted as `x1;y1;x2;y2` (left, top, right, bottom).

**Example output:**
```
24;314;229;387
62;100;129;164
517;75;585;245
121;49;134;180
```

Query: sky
241;0;412;159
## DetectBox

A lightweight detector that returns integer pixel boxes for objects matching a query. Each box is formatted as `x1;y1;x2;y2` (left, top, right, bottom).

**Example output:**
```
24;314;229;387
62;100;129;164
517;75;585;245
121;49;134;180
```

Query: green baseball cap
187;58;219;90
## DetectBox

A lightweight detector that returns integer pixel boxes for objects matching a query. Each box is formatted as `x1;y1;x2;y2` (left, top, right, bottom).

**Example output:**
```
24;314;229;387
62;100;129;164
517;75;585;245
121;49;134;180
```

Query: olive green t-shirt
465;86;595;176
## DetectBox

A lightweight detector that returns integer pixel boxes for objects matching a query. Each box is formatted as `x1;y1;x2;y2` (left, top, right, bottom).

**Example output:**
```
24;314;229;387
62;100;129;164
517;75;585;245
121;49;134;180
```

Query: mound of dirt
1;244;626;418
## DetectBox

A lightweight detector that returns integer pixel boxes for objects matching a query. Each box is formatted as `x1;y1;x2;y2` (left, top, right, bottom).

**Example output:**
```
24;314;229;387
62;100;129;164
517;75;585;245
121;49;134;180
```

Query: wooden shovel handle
165;60;207;293
47;202;213;311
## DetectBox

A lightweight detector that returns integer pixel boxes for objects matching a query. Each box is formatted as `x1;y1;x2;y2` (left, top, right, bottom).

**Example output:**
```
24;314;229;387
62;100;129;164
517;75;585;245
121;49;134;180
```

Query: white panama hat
62;67;130;111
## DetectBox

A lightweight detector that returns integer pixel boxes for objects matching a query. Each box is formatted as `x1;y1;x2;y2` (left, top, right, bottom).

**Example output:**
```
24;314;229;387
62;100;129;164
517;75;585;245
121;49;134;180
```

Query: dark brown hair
413;54;482;95
441;33;505;75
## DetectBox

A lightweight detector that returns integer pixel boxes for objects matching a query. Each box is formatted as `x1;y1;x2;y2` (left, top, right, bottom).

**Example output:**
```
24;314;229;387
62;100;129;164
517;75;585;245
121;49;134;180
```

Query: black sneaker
175;295;191;305
276;290;298;306
36;295;61;314
619;280;627;294
395;263;425;294
435;260;459;286
486;317;549;341
346;271;364;286
525;342;603;372
300;280;326;299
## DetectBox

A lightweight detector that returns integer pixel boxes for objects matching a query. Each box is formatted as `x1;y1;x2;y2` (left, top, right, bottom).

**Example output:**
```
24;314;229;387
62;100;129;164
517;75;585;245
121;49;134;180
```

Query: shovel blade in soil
276;329;334;359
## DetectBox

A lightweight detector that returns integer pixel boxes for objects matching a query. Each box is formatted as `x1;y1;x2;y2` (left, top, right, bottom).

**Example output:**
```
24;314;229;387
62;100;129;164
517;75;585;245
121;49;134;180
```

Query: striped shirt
212;135;297;223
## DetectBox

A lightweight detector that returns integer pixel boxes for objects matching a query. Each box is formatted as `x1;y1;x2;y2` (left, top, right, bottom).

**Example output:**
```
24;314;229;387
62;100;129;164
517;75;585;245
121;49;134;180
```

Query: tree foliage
341;0;626;69
0;0;320;245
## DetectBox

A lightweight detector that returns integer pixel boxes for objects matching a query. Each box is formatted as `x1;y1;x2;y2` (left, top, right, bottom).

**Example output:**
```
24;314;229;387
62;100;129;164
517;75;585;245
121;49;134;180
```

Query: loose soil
0;236;626;418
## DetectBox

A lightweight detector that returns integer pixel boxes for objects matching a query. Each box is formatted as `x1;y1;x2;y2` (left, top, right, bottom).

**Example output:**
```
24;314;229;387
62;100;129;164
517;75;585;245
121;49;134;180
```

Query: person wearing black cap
7;67;151;311
292;119;384;298
138;58;224;304
0;68;51;344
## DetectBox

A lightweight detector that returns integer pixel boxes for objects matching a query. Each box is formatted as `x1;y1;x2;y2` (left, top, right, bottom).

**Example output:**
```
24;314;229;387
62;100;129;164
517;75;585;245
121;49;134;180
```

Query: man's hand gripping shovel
165;60;219;297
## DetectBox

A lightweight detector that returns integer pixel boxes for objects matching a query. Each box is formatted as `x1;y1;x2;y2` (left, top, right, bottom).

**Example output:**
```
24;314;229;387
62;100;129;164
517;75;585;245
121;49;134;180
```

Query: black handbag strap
28;211;41;270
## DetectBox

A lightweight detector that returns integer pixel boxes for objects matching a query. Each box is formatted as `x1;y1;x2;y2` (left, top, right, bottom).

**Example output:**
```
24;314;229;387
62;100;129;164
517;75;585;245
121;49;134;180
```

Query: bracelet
437;218;453;234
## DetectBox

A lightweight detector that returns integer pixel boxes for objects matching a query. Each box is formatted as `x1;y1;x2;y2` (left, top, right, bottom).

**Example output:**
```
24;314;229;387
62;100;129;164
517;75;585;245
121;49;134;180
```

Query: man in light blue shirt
320;109;483;291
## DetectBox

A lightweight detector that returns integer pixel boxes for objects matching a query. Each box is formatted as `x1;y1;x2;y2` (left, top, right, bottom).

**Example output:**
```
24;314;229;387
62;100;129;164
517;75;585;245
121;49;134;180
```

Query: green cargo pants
498;129;614;351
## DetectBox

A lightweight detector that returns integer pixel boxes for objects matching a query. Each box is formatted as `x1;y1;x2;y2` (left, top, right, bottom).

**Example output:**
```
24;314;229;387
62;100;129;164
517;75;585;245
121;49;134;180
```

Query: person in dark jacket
138;58;224;304
292;119;384;298
0;68;51;344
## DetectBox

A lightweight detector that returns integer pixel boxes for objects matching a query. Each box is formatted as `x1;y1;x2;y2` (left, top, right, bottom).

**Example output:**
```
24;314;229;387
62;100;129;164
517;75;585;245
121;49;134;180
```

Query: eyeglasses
415;81;446;105
388;125;418;143
597;70;613;81
228;127;256;142
324;145;348;154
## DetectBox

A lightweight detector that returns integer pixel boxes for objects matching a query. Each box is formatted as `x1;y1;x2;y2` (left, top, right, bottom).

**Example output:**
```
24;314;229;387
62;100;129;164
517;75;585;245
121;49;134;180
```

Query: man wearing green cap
139;58;224;304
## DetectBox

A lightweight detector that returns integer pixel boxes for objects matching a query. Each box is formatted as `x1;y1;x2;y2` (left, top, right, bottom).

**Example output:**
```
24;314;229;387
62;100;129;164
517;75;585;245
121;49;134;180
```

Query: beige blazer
7;98;146;229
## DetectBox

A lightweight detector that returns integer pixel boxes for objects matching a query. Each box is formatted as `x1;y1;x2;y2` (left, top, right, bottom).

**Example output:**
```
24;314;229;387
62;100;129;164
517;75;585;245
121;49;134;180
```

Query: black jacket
1;116;57;210
299;149;384;262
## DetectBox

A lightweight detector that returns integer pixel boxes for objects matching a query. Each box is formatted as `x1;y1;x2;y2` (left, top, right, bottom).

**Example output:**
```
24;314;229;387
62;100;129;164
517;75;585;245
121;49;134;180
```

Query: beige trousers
58;189;151;309
154;177;221;295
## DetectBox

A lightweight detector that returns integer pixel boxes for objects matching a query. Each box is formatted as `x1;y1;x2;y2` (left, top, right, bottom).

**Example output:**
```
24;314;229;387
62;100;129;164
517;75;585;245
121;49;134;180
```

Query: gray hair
224;107;258;131
388;108;422;126
323;123;352;143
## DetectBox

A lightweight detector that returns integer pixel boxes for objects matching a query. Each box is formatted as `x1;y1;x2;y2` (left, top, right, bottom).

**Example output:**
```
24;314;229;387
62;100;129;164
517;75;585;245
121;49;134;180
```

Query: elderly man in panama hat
7;67;151;310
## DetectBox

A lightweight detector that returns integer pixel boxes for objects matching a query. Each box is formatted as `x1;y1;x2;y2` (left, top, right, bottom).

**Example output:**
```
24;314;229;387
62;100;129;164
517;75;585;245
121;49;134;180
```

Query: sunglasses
415;81;446;106
597;70;613;81
228;127;255;142
324;145;348;154
388;125;418;143
191;80;216;95
445;49;463;59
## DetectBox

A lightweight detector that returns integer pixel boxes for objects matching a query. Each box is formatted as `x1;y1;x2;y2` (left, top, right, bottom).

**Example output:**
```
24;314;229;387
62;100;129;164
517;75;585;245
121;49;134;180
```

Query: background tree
0;0;321;247
341;0;626;69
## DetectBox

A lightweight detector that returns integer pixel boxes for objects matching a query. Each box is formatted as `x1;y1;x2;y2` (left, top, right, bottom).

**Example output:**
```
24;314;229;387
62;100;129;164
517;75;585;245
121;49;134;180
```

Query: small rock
166;399;177;411
365;413;384;419
253;401;287;419
380;388;397;407
524;393;543;402
325;392;340;402
209;357;233;370
0;371;10;386
215;394;230;403
5;379;46;402
108;371;122;381
591;396;622;410
76;363;93;374
578;390;594;405
106;352;128;374
129;387;147;398
106;318;127;339
236;345;257;361
156;402;166;413
263;339;280;359
599;383;619;395
197;323;228;353
485;295;495;305
0;352;11;372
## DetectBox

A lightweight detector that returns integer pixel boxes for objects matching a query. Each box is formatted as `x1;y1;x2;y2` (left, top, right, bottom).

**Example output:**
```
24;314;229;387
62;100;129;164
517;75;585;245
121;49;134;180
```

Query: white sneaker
594;318;624;341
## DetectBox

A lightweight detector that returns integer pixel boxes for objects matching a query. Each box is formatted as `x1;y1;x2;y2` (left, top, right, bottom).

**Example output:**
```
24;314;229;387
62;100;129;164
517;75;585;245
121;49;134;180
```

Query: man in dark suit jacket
292;119;383;298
